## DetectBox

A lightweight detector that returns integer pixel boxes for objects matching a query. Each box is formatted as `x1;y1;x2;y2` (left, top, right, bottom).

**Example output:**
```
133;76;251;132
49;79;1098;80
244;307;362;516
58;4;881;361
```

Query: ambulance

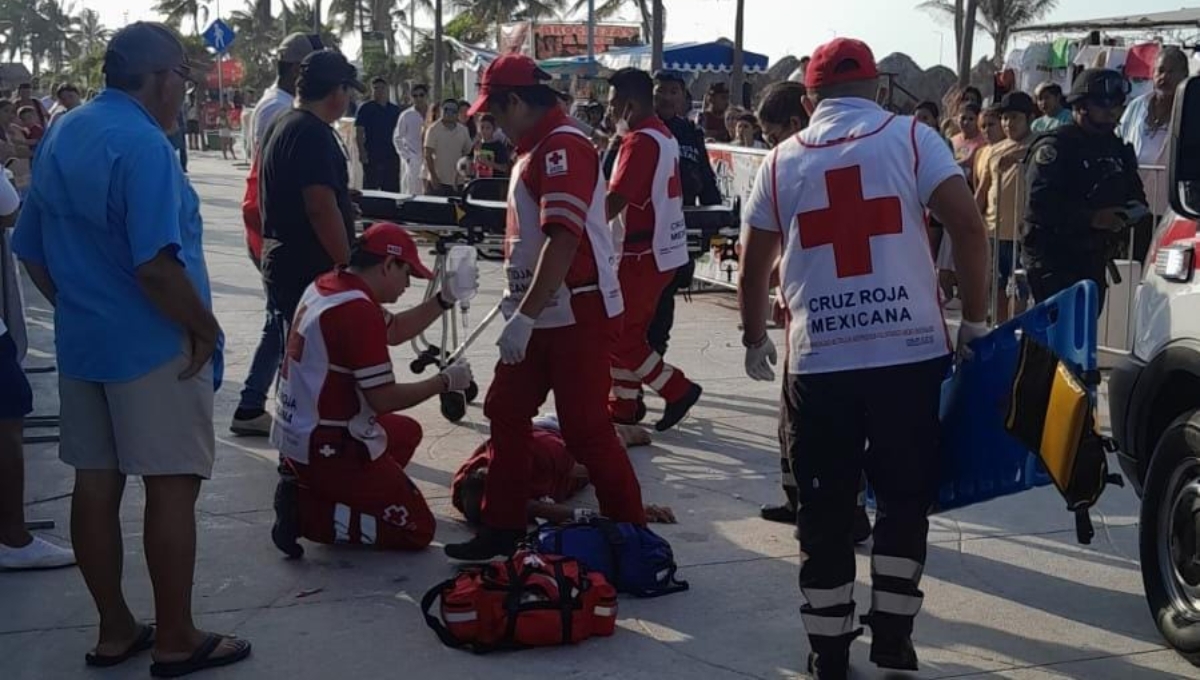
1107;75;1200;664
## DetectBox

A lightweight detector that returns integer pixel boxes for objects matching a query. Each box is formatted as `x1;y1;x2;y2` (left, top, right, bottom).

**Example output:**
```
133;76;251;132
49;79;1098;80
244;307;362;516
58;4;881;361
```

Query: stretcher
354;183;742;423
936;281;1121;542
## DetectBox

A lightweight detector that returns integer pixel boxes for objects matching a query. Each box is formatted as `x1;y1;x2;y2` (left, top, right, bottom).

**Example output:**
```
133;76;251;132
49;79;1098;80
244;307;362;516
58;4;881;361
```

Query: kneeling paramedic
738;39;989;678
444;55;648;562
270;223;474;557
605;68;702;431
452;415;675;525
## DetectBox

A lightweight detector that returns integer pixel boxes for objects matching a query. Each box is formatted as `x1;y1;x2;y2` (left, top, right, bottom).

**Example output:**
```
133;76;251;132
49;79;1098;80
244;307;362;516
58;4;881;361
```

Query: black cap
653;69;688;85
299;50;366;94
1067;68;1130;106
103;22;188;78
998;91;1036;116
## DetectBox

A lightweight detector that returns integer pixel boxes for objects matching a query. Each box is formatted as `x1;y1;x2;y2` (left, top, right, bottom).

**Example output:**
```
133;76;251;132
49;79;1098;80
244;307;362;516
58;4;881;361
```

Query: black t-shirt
479;140;510;177
259;109;356;295
355;100;401;161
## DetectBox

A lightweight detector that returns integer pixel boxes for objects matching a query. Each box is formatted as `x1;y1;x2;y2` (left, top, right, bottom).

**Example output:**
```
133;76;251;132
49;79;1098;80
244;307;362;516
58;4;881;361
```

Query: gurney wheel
465;381;479;403
440;392;467;423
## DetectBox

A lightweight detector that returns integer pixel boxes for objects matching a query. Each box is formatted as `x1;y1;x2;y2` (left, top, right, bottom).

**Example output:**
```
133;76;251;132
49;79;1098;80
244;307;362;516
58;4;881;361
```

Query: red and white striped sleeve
323;301;395;391
530;134;599;237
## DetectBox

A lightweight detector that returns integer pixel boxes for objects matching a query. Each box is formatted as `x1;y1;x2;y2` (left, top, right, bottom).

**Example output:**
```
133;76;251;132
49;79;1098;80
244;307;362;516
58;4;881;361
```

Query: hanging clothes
1125;43;1161;81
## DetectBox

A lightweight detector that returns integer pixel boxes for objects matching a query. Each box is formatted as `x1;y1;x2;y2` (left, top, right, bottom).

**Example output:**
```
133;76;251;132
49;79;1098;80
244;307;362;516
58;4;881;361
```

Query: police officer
1023;68;1148;310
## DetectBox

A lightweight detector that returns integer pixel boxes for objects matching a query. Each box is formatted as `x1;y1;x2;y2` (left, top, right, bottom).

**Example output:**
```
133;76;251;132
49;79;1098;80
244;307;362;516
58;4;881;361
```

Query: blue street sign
203;19;236;54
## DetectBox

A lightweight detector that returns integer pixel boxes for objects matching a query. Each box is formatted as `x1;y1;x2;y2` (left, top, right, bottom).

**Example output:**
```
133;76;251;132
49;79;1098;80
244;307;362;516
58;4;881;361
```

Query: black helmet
1066;68;1131;107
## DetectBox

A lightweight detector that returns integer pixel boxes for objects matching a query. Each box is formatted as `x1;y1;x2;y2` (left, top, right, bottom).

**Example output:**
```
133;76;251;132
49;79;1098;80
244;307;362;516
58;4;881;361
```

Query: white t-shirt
1119;92;1171;215
392;106;426;159
745;98;961;374
252;86;295;152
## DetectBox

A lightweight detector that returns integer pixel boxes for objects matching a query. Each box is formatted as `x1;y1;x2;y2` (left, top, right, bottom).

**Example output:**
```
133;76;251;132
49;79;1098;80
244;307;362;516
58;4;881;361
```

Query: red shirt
609;116;675;248
451;429;581;513
289;270;392;424
513;108;601;287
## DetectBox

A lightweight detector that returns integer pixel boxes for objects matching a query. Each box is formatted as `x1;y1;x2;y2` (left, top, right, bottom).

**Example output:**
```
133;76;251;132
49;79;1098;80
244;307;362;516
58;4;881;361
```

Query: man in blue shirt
12;23;252;676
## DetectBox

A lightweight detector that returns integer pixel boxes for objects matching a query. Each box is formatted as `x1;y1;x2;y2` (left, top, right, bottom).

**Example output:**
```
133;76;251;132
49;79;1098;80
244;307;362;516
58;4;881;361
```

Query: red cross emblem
382;504;409;527
548;150;564;165
797;165;903;278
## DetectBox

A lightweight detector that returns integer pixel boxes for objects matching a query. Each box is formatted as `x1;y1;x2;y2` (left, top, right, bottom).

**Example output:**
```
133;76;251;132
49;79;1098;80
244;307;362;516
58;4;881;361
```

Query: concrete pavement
1;152;1195;679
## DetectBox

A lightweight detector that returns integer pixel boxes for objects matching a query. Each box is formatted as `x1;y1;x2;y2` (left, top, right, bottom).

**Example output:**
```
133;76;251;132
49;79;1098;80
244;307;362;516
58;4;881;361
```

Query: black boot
806;649;849;680
852;506;873;544
760;502;796;524
271;475;304;559
655;383;702;432
444;527;524;562
864;615;919;671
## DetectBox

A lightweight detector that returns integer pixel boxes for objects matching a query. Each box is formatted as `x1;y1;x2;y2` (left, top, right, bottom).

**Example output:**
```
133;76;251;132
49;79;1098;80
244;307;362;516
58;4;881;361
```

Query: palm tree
452;0;564;50
919;0;1059;64
730;0;744;106
153;0;211;36
650;0;662;72
568;0;649;45
75;8;110;56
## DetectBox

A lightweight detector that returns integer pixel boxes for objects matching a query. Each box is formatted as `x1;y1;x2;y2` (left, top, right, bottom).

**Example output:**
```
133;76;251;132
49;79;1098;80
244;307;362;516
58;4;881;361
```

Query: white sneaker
943;297;962;311
230;412;272;437
0;536;76;570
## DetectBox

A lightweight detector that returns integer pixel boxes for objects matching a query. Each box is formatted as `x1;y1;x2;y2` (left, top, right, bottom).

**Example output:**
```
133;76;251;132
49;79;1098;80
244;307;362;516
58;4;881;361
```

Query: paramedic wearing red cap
605;68;702;431
444;55;647;562
269;224;474;557
738;38;989;679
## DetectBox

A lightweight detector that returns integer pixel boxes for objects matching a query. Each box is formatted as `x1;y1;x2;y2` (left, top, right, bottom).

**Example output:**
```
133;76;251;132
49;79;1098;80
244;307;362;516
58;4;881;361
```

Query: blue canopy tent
597;41;770;74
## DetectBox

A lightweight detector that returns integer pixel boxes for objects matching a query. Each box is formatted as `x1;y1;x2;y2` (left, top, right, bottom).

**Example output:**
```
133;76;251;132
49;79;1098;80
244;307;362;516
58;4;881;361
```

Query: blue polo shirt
12;89;214;383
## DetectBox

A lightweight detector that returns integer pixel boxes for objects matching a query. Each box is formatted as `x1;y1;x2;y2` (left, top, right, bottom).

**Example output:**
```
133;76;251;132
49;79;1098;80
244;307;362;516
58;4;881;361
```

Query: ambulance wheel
441;392;467;423
1139;409;1200;666
465;381;479;403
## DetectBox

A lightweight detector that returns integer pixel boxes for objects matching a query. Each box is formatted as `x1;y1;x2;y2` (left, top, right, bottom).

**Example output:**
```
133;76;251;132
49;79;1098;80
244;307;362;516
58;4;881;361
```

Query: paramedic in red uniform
444;55;647;561
738;39;989;679
269;223;474;558
605;68;702;431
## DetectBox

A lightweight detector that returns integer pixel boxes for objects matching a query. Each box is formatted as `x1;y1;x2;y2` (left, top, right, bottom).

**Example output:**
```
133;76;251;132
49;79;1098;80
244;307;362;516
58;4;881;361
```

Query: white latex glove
956;320;989;362
440;360;474;392
497;313;535;365
744;334;778;382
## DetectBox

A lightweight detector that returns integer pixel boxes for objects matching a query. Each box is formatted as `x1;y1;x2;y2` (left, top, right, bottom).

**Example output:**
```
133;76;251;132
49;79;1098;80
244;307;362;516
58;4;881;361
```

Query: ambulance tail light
1154;244;1195;282
1147;217;1198;278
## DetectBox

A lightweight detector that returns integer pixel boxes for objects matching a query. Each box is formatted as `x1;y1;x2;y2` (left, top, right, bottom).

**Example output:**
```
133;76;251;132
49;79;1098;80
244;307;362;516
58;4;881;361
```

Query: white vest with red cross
271;286;389;464
503;125;623;329
773;108;951;375
612;127;690;272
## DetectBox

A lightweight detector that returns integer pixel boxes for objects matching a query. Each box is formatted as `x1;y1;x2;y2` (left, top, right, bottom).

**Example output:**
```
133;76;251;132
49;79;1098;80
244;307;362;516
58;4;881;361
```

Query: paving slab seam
929;646;1177;679
629;618;772;680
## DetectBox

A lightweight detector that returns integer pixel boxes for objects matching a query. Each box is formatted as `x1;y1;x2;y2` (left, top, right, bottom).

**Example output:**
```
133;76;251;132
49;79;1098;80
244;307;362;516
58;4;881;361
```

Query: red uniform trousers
482;293;647;530
290;414;435;550
609;253;695;422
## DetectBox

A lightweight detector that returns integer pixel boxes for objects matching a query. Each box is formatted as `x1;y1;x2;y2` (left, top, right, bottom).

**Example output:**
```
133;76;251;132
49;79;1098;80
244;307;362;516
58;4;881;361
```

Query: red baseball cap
466;54;552;117
805;38;879;90
359;223;434;279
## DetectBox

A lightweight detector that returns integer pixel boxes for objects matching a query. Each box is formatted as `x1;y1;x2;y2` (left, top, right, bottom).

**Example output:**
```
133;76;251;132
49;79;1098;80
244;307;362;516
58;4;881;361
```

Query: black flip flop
149;633;252;678
84;623;155;667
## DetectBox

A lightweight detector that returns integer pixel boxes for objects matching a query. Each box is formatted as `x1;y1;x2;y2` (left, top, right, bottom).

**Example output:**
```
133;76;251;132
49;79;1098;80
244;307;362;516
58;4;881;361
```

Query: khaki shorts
59;353;216;478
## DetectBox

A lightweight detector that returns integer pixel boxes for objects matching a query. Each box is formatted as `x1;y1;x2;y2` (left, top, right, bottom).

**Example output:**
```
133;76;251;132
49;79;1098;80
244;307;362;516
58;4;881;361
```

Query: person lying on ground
452;414;677;526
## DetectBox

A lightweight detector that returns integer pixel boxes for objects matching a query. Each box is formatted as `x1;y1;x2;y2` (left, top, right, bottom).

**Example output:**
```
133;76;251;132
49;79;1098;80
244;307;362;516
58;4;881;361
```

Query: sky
77;0;1197;70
